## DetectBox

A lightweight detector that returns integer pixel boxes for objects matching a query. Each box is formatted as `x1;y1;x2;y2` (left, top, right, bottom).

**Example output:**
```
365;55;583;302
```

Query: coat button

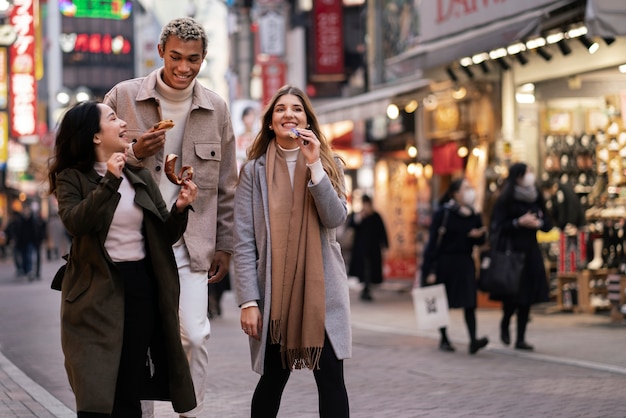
156;166;161;172
211;150;216;157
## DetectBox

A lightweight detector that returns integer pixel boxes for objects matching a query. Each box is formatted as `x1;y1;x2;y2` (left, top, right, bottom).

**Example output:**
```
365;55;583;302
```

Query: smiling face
94;104;129;161
270;94;309;149
158;35;206;90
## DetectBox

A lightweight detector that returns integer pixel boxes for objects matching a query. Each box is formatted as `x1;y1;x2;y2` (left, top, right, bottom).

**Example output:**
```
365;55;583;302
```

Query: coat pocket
65;264;93;303
193;142;221;189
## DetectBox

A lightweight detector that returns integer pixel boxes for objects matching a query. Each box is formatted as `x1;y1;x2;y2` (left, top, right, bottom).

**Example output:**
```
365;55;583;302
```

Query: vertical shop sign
0;48;7;109
258;8;285;57
261;59;286;106
0;112;7;163
9;0;38;139
313;0;344;76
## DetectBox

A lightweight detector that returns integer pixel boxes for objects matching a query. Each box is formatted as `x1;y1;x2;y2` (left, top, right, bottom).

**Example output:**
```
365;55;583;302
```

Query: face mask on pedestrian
462;188;476;206
521;172;536;187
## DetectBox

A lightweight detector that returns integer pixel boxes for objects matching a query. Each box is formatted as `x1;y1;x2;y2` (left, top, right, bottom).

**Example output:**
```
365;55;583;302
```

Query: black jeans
251;335;349;418
107;260;157;418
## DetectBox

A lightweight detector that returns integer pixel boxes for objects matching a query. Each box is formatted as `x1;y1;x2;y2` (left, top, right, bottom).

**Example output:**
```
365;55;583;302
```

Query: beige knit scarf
267;141;325;370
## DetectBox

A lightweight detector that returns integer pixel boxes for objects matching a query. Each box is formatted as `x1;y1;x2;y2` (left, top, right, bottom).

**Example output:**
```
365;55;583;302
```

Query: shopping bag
412;284;449;330
480;250;525;296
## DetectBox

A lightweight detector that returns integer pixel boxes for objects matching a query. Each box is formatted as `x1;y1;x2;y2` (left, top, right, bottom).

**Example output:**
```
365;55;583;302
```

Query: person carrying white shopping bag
417;178;489;354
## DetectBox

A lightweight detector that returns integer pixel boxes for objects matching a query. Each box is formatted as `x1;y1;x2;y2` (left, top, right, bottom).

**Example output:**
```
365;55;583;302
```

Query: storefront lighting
56;90;71;106
519;83;535;93
472;148;482;157
415;163;424;177
567;25;587;39
457;146;469;158
407;145;418;158
507;43;526;55
386;103;400;120
619;64;626;73
424;164;433;179
579;36;599;54
459;57;473;67
407;163;415;175
0;0;10;12
546;33;564;44
423;94;437;111
471;52;489;64
526;37;546;50
479;61;489;74
536;48;552;61
489;48;507;60
404;100;418;113
75;86;93;103
516;93;535;104
451;87;467;100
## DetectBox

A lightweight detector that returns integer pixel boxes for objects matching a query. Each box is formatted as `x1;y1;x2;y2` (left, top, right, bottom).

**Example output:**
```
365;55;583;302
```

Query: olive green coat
55;166;196;414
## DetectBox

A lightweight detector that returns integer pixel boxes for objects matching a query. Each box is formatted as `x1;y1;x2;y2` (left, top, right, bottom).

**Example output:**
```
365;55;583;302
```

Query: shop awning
314;77;430;125
585;0;626;37
386;0;581;78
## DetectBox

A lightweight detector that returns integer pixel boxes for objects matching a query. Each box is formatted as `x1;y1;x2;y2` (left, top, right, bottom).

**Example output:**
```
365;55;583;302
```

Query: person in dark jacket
490;162;553;351
421;178;488;354
348;194;389;301
47;101;198;417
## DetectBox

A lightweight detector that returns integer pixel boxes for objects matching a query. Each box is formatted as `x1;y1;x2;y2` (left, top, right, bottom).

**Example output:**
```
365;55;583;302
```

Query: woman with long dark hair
48;101;198;416
421;178;489;354
490;162;553;350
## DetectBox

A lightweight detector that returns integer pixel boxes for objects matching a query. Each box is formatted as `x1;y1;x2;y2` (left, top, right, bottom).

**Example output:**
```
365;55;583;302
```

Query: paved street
1;257;626;417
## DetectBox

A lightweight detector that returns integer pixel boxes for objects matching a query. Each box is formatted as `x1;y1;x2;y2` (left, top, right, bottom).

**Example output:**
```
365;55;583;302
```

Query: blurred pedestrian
13;204;39;281
490;163;552;351
104;17;238;417
4;210;24;277
348;194;389;301
234;85;351;418
421;178;489;354
48;101;197;417
30;201;47;280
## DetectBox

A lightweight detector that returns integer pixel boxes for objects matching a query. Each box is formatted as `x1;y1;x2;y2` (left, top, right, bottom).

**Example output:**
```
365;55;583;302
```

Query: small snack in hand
288;128;300;139
149;119;175;132
289;127;309;145
164;154;194;185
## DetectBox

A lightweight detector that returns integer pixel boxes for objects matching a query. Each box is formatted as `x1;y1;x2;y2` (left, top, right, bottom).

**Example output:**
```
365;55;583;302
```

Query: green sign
59;0;132;20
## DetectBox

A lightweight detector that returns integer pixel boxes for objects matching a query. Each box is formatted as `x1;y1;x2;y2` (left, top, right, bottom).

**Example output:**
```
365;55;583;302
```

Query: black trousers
251;335;349;418
78;260;157;418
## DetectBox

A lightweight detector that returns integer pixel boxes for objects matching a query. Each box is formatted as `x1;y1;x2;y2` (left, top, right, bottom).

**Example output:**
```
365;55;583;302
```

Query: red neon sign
10;0;38;138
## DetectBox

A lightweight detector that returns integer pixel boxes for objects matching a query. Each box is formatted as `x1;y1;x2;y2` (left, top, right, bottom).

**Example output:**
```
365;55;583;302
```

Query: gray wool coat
233;155;352;375
55;167;196;414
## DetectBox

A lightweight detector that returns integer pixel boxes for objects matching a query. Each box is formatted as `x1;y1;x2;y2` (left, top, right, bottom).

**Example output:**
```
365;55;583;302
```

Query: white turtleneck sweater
155;69;194;210
94;162;145;262
278;144;325;188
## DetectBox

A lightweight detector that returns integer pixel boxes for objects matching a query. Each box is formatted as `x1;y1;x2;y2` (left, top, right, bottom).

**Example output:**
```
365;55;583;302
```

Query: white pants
142;245;211;417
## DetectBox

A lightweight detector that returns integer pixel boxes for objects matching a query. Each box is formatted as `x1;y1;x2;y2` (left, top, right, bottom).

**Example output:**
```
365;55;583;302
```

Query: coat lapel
123;167;164;221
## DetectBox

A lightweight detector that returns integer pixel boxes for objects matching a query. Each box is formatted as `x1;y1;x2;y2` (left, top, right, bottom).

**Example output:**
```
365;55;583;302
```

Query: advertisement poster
231;99;262;171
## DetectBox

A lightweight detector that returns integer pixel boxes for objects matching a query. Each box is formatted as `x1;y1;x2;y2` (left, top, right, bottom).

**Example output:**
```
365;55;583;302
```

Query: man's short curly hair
159;17;208;53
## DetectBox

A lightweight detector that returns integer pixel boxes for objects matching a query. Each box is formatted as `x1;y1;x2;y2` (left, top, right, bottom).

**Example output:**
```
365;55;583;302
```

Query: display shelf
555;273;579;312
577;269;619;314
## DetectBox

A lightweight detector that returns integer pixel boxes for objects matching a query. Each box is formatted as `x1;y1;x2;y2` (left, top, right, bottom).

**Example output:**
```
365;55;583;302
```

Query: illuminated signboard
10;0;38;139
59;0;132;20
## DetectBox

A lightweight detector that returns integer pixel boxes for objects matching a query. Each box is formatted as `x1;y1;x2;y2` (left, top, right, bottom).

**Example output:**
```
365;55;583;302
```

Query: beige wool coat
104;68;238;271
55;166;196;414
233;155;352;375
